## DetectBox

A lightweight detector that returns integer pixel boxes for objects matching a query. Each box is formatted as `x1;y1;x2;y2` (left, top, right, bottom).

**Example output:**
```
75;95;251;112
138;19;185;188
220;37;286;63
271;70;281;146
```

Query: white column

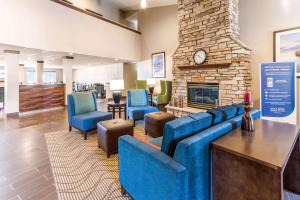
4;50;20;114
19;64;25;84
36;61;44;84
63;56;74;105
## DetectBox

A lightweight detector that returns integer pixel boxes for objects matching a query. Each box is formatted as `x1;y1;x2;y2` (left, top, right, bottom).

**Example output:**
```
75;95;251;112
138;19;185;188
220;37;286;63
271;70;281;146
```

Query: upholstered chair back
135;80;148;90
67;92;97;124
127;89;149;107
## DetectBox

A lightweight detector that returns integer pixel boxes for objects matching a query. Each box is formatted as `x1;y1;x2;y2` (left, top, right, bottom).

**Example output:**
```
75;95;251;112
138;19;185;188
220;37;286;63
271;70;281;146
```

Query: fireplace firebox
187;82;219;109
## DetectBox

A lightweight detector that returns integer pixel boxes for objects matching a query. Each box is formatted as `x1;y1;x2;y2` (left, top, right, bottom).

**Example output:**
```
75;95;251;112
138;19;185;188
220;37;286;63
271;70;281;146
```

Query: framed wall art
274;26;300;73
152;52;166;78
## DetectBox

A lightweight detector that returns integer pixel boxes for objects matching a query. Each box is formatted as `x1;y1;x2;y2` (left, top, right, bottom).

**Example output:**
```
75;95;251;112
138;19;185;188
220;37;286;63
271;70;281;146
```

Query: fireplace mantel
177;63;231;69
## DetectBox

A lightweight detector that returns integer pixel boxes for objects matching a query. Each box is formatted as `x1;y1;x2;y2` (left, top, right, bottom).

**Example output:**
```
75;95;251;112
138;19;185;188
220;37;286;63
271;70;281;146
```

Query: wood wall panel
19;84;65;112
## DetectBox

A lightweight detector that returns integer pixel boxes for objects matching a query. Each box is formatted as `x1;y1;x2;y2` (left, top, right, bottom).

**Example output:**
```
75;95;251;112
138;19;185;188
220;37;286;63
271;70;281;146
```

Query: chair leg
83;131;87;140
69;125;72;132
121;185;126;195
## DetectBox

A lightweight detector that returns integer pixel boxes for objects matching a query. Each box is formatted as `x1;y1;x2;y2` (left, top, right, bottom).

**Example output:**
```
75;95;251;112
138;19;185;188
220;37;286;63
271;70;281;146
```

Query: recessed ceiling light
141;0;147;9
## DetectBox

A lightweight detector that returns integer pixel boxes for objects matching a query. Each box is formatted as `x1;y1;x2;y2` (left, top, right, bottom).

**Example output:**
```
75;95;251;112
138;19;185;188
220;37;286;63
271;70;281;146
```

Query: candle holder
241;102;255;132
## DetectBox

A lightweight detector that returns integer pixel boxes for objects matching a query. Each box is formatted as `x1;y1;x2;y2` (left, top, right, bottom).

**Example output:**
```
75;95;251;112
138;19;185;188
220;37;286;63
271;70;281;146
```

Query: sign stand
260;62;297;124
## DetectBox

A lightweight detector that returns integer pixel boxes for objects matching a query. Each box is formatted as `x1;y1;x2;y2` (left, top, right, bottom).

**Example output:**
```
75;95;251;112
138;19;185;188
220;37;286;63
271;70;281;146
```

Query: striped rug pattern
46;131;131;200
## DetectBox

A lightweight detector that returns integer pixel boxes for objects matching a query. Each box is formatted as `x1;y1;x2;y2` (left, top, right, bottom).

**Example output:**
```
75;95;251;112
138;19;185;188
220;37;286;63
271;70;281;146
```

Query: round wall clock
193;49;207;65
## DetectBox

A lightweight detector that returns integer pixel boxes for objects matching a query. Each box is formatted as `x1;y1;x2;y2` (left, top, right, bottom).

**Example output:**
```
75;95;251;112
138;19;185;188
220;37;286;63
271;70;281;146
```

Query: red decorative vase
241;92;255;132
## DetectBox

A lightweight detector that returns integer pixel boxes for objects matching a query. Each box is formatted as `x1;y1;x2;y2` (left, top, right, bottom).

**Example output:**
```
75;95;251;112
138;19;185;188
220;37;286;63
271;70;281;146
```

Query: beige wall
137;5;178;81
239;0;300;106
0;0;141;62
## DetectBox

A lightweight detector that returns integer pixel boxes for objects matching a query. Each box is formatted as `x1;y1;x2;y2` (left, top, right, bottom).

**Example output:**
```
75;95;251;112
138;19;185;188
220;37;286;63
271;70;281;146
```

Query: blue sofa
127;89;158;126
67;92;112;140
119;104;260;200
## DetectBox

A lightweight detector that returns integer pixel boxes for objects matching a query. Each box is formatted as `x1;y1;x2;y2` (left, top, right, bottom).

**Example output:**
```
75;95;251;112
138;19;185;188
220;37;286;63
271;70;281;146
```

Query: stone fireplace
167;0;252;117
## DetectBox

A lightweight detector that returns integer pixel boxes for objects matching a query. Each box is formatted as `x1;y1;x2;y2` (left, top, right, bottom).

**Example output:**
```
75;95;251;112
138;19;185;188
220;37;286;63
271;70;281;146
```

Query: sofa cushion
127;106;158;120
232;103;245;115
207;105;238;125
217;105;238;119
161;113;212;157
130;89;148;107
73;92;96;115
72;111;112;131
189;112;213;131
161;116;195;156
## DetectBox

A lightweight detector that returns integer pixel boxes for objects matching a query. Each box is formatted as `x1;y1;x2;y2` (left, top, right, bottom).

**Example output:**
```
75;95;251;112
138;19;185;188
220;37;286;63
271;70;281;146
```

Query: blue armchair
67;92;112;140
126;89;158;126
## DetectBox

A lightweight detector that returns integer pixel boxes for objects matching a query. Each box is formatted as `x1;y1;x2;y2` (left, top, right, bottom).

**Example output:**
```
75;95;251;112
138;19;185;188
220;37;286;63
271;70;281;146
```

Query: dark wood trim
64;56;74;59
273;26;300;62
61;0;73;5
50;0;141;34
3;50;20;54
177;63;231;69
37;60;44;64
6;112;20;118
152;51;166;78
85;9;103;17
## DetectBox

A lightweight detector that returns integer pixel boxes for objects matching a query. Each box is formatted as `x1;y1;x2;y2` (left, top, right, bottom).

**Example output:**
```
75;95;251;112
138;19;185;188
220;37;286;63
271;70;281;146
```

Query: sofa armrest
119;135;188;200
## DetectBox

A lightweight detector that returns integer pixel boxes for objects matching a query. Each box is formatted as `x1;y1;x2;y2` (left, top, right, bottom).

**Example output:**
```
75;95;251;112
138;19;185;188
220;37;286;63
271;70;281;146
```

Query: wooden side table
212;120;300;200
107;101;127;119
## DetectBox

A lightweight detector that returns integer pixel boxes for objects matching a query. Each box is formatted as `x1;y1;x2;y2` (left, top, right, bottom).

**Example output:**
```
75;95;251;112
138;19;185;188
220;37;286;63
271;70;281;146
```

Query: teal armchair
67;92;112;139
127;89;158;126
153;80;172;106
135;80;148;89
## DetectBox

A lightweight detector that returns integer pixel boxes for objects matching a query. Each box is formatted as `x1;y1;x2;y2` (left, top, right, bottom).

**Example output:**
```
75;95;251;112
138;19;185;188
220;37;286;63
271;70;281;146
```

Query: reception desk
19;84;65;113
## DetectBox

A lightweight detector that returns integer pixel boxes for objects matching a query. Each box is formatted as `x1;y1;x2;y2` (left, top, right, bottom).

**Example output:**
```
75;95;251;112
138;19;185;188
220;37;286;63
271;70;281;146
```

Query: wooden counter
212;120;300;200
19;84;65;112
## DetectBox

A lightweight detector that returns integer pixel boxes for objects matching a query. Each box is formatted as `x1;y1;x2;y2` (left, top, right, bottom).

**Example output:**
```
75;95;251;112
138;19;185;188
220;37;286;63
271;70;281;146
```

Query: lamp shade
110;80;124;91
147;78;156;86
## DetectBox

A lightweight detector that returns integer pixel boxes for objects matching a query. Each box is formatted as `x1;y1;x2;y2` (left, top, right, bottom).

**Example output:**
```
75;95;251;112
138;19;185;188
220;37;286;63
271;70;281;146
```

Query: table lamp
110;80;124;104
147;78;156;94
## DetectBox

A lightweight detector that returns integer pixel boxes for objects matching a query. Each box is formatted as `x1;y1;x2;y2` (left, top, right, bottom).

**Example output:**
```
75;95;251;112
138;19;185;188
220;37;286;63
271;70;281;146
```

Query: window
43;71;56;84
26;70;36;84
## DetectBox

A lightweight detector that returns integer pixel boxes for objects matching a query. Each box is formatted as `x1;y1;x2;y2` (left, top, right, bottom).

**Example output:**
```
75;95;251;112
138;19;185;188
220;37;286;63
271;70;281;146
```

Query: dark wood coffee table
212;120;300;200
107;101;126;119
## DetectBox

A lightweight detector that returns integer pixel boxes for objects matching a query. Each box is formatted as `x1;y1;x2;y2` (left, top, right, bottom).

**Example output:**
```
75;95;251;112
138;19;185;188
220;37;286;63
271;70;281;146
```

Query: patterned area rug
46;131;131;200
45;128;300;200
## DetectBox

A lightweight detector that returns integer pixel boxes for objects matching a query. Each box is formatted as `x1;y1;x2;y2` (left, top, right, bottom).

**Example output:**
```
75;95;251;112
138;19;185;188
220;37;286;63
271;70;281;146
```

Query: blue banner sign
260;62;296;124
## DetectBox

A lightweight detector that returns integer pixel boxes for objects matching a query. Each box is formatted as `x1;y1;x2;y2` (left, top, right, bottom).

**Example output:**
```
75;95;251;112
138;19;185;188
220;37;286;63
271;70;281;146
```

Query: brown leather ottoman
97;119;134;158
144;112;175;138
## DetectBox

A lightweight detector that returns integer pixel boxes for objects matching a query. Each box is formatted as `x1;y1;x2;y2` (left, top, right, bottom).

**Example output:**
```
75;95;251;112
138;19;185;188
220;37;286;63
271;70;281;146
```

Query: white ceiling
0;43;124;69
111;0;177;10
